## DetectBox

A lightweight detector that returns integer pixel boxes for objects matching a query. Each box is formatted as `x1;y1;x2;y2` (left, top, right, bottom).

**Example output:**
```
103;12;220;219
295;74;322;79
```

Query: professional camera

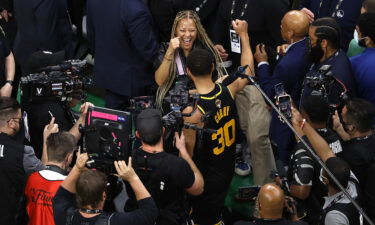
81;106;131;173
164;78;191;109
20;60;93;103
305;65;334;95
304;64;348;112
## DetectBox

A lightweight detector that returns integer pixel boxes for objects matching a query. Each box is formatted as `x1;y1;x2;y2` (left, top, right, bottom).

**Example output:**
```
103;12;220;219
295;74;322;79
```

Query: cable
244;74;374;225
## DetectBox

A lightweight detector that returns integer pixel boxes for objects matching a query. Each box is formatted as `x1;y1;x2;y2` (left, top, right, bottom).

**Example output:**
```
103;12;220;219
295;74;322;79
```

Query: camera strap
176;51;187;76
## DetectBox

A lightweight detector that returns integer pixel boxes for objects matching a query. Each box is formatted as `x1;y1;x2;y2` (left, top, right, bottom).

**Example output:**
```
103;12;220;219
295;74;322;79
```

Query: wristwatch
5;80;14;86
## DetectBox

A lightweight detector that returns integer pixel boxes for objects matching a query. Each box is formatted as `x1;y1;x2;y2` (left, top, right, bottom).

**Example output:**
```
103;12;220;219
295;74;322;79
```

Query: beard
308;44;324;63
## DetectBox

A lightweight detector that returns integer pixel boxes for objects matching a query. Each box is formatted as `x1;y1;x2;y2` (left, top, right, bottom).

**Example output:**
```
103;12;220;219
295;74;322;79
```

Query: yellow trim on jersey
200;84;222;100
197;105;206;114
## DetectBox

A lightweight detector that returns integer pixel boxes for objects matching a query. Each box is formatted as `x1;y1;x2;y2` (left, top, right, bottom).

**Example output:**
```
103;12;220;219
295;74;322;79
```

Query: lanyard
195;0;208;13
317;0;345;18
230;0;249;20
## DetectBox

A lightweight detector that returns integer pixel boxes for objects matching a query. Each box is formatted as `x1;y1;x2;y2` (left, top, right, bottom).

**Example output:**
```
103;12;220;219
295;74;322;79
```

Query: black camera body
305;64;334;96
20;60;92;103
82;106;131;173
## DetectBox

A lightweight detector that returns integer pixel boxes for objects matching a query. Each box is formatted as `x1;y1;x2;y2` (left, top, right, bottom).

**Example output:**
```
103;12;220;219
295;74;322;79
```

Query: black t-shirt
25;101;75;158
341;134;375;187
0;27;11;86
129;149;195;224
191;84;237;224
0;133;25;225
53;186;158;225
287;129;341;225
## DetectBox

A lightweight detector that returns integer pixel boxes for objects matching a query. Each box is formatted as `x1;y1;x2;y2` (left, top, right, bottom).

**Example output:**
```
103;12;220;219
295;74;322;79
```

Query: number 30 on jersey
211;119;235;155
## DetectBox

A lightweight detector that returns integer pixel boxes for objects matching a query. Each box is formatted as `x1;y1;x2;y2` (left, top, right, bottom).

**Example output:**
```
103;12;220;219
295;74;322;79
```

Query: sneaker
235;159;251;176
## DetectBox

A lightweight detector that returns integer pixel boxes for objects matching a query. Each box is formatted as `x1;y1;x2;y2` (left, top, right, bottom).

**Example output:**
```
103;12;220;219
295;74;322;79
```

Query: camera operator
331;98;375;187
125;108;204;225
235;183;307;225
25;131;75;225
182;20;252;224
300;17;357;108
0;97;44;225
52;152;158;225
286;95;342;225
291;108;361;225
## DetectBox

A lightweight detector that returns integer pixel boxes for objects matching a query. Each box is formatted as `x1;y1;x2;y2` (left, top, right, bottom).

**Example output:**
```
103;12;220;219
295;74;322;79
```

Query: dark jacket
258;38;311;165
13;0;73;71
86;0;159;97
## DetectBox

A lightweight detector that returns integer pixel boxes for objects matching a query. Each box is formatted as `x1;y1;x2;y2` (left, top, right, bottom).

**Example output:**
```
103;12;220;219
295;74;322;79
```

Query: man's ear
102;192;106;201
135;131;140;139
321;39;328;48
211;63;215;73
66;152;73;165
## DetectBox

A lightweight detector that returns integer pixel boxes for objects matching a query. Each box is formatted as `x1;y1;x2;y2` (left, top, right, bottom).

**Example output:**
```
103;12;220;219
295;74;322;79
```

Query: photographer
235;183;307;225
125;108;204;225
52;152;158;225
291;107;361;225
331;98;375;187
182;20;251;224
286;95;342;225
25;132;75;225
300;17;357;108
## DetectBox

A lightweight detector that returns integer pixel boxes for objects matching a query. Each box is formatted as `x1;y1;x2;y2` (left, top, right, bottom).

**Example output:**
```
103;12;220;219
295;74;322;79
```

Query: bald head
258;183;285;219
281;10;310;43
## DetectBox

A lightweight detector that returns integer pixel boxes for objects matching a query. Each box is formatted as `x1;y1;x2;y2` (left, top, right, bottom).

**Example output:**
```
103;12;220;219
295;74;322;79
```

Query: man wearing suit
13;0;73;75
300;0;363;51
254;11;311;165
86;0;159;110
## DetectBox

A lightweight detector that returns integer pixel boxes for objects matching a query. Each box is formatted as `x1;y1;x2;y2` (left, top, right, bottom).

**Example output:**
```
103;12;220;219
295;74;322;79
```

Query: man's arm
23;145;44;174
227;20;253;96
61;152;88;193
175;132;204;196
182;106;204;157
69;102;93;142
122;0;158;64
291;107;335;162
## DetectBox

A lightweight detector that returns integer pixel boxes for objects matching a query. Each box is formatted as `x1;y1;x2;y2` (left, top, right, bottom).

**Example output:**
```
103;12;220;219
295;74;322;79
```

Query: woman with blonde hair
154;10;226;109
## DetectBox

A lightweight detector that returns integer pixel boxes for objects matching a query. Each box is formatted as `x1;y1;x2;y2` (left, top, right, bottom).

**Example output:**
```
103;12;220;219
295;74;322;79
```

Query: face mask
308;41;324;63
358;37;367;48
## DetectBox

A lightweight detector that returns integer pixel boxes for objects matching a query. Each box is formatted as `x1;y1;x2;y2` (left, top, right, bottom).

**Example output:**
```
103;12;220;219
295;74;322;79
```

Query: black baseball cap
136;109;163;144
